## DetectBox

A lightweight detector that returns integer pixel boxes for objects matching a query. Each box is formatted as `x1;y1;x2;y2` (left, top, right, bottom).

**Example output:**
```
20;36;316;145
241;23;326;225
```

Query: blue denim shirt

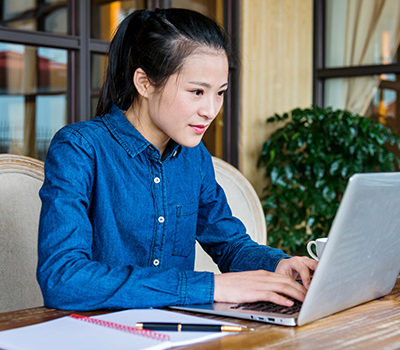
37;105;289;310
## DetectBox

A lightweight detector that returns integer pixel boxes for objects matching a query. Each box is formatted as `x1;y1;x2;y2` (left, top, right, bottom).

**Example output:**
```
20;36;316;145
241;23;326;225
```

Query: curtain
325;0;400;116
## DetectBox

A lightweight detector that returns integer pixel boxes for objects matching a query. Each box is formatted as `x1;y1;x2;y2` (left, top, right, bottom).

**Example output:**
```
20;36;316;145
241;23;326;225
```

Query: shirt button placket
153;170;163;268
154;215;164;267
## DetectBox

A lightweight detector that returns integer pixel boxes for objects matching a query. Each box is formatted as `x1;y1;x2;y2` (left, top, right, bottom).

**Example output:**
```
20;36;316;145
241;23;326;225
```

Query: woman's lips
190;124;208;134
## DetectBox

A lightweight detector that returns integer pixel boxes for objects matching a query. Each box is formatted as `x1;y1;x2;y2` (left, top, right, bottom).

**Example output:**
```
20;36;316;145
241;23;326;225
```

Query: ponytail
96;10;148;116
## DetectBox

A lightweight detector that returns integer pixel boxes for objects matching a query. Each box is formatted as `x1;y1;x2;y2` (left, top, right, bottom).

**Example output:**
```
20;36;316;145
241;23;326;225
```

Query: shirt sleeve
37;128;214;310
195;146;290;273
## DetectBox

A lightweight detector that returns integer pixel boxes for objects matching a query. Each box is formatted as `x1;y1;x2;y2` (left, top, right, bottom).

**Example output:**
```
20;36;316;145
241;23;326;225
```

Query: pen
135;322;254;332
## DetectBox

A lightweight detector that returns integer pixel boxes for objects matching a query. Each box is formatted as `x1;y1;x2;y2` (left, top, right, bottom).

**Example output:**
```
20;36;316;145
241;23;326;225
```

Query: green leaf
307;216;316;228
329;160;340;175
322;186;336;202
265;213;275;226
270;167;279;183
269;149;276;164
284;165;293;180
263;196;277;210
291;132;300;141
313;162;325;179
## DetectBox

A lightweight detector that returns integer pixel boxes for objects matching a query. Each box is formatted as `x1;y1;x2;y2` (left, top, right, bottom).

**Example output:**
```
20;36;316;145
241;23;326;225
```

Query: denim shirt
37;105;289;310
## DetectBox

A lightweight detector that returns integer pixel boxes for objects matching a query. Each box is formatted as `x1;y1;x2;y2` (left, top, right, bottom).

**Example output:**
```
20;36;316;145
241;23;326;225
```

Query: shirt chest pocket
172;202;198;257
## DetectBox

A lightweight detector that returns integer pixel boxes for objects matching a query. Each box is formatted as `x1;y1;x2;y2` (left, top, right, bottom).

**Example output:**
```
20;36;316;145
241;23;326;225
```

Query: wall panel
240;0;313;194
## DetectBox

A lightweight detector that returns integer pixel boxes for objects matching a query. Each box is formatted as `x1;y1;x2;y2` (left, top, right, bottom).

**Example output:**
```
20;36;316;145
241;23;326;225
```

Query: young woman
37;8;316;311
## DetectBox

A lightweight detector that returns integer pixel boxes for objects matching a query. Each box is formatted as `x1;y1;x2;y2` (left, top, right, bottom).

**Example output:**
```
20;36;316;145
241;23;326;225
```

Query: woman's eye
192;89;204;96
218;90;227;96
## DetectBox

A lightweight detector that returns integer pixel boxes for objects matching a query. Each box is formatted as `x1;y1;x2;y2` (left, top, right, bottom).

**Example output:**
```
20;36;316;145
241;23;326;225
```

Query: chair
0;154;266;311
0;154;44;312
194;157;267;273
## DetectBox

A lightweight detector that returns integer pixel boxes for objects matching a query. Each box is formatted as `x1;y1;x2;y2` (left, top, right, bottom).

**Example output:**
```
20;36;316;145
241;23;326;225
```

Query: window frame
0;0;240;165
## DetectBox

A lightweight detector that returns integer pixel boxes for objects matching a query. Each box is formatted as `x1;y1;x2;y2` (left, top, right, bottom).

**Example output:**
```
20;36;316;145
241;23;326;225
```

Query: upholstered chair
0;154;44;312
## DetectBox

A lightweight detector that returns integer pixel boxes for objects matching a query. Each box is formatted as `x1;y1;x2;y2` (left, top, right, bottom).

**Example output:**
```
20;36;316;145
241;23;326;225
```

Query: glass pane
171;0;221;22
325;0;400;67
91;54;107;92
0;0;68;34
325;75;379;115
0;43;68;160
366;74;400;135
91;0;146;41
91;53;107;116
91;97;99;119
324;74;400;137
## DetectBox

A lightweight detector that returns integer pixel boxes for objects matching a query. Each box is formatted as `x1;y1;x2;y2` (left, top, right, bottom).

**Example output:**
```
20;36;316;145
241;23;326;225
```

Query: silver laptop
171;172;400;326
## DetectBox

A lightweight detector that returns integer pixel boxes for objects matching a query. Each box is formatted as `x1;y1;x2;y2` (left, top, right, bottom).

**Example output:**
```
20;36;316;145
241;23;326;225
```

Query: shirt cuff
271;253;291;271
178;270;214;305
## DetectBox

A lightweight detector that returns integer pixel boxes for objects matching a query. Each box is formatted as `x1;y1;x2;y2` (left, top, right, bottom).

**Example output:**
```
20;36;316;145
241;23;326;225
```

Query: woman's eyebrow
188;81;228;89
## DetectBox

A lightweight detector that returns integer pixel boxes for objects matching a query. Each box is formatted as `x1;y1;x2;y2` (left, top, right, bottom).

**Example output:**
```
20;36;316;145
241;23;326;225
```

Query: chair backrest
0;154;44;312
195;157;267;273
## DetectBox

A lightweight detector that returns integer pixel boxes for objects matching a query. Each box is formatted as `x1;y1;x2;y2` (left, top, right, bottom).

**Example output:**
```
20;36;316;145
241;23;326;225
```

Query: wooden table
1;277;400;349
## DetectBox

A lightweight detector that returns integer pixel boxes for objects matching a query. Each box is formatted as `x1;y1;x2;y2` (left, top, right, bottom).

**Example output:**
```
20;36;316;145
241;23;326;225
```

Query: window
0;43;67;159
1;0;68;34
0;0;240;164
314;0;400;138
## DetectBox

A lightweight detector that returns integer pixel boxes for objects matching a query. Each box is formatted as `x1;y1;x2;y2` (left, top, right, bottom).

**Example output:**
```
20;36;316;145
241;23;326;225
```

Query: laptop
171;172;400;326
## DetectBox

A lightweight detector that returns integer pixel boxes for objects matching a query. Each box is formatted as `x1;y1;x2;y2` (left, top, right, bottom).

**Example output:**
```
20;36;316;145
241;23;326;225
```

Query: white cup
306;237;328;261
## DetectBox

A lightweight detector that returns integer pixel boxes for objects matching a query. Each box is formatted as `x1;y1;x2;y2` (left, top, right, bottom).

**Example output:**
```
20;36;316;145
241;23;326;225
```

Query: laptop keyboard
231;299;302;315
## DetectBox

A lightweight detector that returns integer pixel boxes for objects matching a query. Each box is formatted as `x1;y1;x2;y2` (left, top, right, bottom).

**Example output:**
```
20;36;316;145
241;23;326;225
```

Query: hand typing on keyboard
275;256;317;289
214;256;317;307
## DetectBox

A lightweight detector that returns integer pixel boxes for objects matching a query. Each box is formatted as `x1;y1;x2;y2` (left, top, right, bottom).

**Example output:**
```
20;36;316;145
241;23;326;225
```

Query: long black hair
96;8;231;116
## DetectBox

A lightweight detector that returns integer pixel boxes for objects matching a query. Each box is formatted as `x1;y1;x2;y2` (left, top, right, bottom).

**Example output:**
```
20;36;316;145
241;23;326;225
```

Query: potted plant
258;106;400;255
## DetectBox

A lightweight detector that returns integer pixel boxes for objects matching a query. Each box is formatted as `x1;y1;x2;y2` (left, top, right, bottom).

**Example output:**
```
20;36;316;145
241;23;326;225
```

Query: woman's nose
198;97;221;120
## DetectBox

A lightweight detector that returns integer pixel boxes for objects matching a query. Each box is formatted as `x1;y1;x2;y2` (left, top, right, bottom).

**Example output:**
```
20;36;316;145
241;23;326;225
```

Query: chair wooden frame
0;154;44;180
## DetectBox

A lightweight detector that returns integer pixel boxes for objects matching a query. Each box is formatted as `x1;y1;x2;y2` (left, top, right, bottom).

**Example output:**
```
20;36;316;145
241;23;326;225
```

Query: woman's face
135;49;229;154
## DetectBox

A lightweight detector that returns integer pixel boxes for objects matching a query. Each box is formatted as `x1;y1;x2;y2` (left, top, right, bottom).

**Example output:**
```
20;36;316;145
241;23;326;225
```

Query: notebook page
0;316;170;350
0;309;239;350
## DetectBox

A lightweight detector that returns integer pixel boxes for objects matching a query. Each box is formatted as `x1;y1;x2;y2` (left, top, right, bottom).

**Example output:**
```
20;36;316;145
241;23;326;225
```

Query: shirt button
153;259;160;266
158;216;165;223
154;177;160;184
172;150;177;157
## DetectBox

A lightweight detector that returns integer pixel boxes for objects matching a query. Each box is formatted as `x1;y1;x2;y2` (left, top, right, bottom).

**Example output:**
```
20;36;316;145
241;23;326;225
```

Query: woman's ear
133;68;151;98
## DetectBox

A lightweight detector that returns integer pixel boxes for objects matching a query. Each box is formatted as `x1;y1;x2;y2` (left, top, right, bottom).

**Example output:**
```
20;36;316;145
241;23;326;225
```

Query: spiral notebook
0;309;237;350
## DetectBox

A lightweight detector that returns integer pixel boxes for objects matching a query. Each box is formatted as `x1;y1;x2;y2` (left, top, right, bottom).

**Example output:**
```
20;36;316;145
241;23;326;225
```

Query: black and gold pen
136;322;254;332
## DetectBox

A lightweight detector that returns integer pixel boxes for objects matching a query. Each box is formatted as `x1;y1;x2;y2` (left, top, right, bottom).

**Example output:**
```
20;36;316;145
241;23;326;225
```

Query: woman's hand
214;269;305;307
214;257;317;307
275;256;318;289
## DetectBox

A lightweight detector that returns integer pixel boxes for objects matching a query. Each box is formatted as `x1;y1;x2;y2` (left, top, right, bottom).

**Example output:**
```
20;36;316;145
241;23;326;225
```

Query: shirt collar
102;104;182;160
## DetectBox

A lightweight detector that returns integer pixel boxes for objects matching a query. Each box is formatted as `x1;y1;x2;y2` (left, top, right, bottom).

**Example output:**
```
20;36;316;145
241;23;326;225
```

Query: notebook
171;172;400;326
0;309;239;350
